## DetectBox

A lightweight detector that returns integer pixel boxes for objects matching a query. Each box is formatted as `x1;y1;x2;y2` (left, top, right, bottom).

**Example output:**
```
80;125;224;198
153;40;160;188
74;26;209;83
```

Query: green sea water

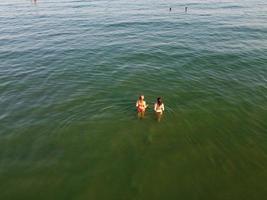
0;0;267;199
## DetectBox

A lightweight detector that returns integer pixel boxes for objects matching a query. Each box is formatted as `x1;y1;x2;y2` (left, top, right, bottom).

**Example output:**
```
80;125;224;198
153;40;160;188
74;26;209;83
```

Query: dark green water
1;0;267;199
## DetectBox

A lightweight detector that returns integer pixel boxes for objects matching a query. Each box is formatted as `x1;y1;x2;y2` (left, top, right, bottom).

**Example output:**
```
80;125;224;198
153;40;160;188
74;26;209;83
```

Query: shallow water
0;0;267;199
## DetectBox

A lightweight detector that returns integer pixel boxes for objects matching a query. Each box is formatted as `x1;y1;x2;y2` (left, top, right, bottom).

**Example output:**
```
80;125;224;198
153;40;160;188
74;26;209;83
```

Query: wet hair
157;97;163;105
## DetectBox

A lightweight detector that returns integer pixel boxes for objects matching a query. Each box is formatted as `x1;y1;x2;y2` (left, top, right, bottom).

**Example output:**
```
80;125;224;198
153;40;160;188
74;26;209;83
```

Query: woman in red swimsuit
136;95;148;119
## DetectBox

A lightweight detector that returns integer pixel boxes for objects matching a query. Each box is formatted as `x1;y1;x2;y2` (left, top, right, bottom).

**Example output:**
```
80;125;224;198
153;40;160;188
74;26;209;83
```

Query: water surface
0;0;267;199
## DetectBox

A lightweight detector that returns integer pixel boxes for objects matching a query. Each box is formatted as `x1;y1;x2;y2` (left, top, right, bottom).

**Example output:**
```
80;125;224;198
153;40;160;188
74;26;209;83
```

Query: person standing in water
154;97;165;122
136;95;148;119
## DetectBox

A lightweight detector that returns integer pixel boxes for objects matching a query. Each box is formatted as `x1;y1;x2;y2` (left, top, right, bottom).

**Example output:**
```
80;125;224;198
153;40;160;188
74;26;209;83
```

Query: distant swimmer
169;7;172;12
136;95;148;119
185;7;188;13
154;97;164;122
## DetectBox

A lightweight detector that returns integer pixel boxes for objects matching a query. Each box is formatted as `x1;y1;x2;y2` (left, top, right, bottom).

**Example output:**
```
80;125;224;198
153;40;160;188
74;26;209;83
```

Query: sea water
0;0;267;199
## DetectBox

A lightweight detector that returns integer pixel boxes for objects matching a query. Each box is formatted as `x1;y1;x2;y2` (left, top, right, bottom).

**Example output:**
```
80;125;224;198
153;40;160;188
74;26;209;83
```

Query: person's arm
136;101;139;107
162;104;165;111
154;103;157;112
144;101;148;108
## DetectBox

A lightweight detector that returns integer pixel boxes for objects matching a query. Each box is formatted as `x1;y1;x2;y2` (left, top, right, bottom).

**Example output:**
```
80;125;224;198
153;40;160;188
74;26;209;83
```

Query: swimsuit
137;101;145;112
155;103;164;113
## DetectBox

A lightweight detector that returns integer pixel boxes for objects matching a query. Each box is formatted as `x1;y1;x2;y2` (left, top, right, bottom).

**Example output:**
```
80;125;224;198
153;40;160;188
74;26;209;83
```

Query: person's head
157;97;163;105
139;95;144;101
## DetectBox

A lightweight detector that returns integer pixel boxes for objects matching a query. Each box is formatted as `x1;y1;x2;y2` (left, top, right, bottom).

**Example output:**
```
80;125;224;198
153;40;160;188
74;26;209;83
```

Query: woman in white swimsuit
154;97;164;121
